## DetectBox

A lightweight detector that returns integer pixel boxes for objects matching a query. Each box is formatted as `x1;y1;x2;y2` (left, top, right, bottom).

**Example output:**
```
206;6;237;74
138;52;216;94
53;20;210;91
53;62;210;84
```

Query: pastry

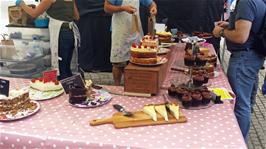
155;104;168;121
196;54;207;66
143;104;157;121
30;78;63;92
193;74;204;86
184;53;195;66
166;103;180;120
191;91;202;107
202;91;212;105
181;93;192;108
168;84;176;96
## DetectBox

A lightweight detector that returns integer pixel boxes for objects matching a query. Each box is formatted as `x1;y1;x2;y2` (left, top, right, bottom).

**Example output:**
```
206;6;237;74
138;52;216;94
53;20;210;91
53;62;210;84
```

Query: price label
60;74;85;93
43;70;58;82
0;78;10;96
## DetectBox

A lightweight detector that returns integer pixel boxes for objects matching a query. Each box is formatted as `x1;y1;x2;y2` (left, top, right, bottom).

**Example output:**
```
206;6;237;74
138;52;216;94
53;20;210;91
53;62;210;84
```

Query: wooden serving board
90;111;187;129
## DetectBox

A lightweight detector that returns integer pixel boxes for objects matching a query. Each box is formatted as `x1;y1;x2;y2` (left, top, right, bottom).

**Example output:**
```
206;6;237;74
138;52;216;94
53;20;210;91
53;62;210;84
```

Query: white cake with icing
30;78;63;92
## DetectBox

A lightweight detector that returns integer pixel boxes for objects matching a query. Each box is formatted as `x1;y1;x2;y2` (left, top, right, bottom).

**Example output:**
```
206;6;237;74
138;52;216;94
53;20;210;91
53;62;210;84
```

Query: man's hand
15;0;24;6
212;26;224;38
216;21;229;28
150;5;157;15
122;5;137;14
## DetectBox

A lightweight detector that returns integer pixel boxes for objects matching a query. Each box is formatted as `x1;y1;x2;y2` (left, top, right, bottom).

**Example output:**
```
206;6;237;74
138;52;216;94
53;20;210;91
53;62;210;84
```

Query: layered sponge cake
130;43;158;64
30;78;63;92
141;34;159;48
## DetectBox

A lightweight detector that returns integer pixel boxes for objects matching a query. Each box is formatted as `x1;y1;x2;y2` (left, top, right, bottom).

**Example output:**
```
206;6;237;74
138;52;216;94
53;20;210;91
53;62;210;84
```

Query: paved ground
84;45;266;149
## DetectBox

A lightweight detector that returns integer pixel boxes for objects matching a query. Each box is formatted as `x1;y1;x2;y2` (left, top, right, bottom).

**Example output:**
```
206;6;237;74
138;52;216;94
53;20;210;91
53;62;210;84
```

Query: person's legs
58;29;75;80
227;50;264;142
261;75;266;94
251;77;258;113
112;62;127;86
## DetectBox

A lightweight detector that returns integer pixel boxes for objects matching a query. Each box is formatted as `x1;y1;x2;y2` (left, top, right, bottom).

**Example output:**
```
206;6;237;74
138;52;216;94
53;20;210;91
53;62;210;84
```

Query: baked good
130;57;158;64
130;43;159;64
193;74;204;86
142;35;159;48
156;31;172;43
196;54;207;66
203;73;209;84
155;104;168;121
166;103;180;120
207;54;217;67
131;44;157;58
184;54;195;66
191;91;202;107
30;78;63;92
202;91;212;105
69;88;87;104
199;47;209;56
175;87;189;99
143;104;157;121
168;84;176;96
0;89;36;116
181;93;192;108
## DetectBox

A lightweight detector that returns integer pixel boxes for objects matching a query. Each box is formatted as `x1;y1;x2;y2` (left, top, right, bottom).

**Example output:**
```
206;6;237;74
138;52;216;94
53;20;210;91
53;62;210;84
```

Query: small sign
43;70;57;82
60;74;85;93
0;78;10;96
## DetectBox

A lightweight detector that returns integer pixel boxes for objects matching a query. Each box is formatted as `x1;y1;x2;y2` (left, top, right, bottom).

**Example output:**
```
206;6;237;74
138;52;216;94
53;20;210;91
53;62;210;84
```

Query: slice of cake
30;78;63;92
142;35;159;48
143;104;157;121
155;104;168;121
166;103;180;120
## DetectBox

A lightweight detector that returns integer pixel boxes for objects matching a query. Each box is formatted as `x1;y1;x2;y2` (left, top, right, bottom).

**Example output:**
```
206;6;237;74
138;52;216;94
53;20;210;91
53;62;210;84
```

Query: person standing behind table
212;0;265;142
104;0;157;86
16;0;80;80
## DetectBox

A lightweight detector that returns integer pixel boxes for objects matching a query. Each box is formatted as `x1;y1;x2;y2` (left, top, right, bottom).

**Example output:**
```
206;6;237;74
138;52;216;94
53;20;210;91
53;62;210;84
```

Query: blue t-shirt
226;0;265;51
108;0;152;7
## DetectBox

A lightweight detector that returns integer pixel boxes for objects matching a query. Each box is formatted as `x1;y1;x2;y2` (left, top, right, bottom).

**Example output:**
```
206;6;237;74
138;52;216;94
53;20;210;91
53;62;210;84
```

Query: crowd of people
14;0;266;144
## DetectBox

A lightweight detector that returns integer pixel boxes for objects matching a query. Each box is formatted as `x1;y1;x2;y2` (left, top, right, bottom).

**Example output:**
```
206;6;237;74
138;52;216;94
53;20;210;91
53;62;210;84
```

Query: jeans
58;29;74;80
227;49;264;142
262;76;266;94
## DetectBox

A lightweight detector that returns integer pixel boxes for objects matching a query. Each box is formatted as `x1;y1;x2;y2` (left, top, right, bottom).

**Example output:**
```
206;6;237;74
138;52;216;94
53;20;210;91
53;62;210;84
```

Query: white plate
70;89;112;108
158;48;170;55
159;43;172;48
29;88;64;101
0;100;40;122
130;57;168;66
181;36;206;43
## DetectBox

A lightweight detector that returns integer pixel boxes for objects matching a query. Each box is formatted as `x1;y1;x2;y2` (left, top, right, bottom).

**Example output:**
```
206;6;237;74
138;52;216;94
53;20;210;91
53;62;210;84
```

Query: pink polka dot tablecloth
0;44;246;149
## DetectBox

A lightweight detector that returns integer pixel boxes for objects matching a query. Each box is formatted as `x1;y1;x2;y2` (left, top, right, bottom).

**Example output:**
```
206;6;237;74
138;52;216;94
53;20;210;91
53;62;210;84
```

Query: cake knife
113;104;133;117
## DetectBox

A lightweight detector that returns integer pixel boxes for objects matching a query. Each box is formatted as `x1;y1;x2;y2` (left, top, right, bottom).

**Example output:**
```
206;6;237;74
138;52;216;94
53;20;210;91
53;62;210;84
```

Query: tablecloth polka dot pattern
0;45;246;149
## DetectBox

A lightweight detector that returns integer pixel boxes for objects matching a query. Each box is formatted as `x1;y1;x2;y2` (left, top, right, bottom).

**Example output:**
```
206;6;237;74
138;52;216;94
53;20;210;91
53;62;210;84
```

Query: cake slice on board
166;103;180;120
155;104;168;121
143;104;157;121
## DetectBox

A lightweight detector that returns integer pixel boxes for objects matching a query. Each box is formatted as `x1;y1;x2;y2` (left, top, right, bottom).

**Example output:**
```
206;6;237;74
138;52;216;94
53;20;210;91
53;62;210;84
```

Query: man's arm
20;0;53;18
73;0;80;21
213;19;252;44
104;0;136;14
148;1;157;15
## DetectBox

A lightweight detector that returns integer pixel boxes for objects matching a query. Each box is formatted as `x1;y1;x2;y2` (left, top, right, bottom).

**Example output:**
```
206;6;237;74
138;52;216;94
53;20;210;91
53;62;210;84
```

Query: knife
113;104;133;117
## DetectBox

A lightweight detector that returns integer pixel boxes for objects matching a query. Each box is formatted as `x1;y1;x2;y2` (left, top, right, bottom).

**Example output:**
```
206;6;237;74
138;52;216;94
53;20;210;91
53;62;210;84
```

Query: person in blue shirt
212;0;266;142
104;0;157;86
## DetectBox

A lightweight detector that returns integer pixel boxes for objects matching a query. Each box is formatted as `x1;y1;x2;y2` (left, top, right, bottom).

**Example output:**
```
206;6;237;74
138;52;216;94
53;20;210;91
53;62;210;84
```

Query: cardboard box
124;51;173;95
8;5;35;26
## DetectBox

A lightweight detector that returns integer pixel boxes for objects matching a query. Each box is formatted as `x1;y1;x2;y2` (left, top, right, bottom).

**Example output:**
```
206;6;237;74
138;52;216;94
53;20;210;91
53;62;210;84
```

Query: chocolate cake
193;74;204;86
181;93;192;108
191;91;202;107
69;88;87;104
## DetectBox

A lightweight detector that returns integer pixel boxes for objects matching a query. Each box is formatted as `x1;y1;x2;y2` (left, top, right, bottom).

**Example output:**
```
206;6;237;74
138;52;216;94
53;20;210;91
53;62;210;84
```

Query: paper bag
132;14;140;34
0;40;16;59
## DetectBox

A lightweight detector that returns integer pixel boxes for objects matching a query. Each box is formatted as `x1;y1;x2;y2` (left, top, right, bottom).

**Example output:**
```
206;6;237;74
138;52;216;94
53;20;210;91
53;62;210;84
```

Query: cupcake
184;54;195;66
196;54;207;66
193;74;204;87
203;73;209;84
168;84;176;96
181;93;192;108
176;87;189;99
202;91;212;105
191;91;202;107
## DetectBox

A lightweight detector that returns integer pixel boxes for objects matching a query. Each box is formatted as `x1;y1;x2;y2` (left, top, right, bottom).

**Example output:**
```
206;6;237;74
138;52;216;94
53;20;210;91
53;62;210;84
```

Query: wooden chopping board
90;111;187;129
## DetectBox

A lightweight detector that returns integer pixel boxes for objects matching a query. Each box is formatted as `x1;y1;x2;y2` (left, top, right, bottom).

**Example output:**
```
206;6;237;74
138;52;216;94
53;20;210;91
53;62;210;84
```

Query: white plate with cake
69;89;112;108
158;48;170;55
29;78;64;101
130;57;168;66
0;89;41;122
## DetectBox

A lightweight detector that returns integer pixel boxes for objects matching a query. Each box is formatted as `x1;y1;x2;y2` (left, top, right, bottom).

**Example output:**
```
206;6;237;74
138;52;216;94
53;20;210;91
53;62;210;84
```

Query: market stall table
0;44;246;149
